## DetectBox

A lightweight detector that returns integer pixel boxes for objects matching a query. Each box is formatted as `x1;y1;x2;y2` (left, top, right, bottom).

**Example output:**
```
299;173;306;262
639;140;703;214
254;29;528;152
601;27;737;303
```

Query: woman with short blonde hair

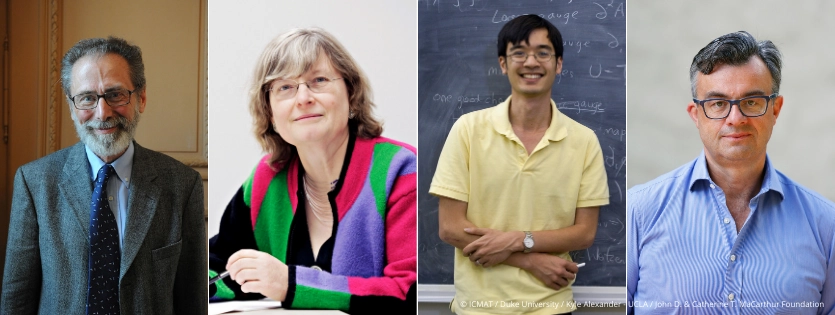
249;28;383;168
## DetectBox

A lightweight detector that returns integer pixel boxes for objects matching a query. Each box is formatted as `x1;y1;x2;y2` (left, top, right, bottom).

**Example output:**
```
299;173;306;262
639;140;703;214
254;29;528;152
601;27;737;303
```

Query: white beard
71;105;141;159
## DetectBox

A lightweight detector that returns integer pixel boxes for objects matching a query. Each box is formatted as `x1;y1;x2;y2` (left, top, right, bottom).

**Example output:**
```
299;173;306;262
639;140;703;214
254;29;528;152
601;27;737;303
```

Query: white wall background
628;1;835;203
207;0;417;236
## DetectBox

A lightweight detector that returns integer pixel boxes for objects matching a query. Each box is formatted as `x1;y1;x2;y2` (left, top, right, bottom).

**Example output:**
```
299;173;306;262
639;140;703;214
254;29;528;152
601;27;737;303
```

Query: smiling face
499;28;563;100
69;53;145;161
268;52;350;147
687;56;783;165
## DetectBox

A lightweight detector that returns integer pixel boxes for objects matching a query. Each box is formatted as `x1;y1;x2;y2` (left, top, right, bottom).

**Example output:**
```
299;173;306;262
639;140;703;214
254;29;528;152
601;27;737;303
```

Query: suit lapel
59;143;94;242
120;143;160;280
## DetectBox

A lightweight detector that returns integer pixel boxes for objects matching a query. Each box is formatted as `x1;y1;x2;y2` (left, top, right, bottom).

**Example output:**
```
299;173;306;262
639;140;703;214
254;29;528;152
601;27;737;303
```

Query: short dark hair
497;14;563;59
690;31;782;97
61;37;146;96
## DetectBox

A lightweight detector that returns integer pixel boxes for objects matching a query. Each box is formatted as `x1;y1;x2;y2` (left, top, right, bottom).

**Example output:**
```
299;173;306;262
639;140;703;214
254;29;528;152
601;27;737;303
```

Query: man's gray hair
60;37;145;97
690;31;782;97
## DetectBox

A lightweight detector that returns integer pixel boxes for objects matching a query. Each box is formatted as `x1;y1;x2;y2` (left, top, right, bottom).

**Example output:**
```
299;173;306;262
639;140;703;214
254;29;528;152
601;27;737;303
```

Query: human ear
687;102;701;127
771;95;784;121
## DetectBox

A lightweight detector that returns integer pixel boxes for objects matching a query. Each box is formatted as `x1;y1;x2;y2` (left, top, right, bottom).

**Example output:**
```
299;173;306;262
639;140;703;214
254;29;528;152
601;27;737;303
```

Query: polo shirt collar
85;141;135;187
689;151;784;200
491;96;568;142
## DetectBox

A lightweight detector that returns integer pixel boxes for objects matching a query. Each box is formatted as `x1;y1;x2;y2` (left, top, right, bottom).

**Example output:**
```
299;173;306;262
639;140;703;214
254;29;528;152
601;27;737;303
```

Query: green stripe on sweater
242;166;256;207
210;269;235;300
291;285;351;311
253;169;293;262
370;143;401;220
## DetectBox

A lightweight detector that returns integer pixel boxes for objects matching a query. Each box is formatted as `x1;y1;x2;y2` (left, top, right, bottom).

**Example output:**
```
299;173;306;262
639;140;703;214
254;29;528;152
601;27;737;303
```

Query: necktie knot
96;164;115;186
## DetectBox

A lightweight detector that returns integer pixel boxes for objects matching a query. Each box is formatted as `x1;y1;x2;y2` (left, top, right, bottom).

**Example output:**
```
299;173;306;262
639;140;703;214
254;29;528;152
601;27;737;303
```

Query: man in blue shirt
627;31;835;314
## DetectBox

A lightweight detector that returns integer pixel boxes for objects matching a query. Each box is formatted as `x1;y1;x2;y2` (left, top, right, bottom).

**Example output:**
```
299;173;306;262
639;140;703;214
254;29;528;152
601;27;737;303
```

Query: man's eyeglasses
693;93;778;119
508;51;557;63
265;77;343;101
69;88;139;110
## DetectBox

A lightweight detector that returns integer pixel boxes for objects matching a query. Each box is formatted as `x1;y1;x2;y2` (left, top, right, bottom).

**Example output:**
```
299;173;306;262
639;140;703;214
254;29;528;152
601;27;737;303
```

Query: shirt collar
491;96;568;142
689;151;784;200
86;141;135;187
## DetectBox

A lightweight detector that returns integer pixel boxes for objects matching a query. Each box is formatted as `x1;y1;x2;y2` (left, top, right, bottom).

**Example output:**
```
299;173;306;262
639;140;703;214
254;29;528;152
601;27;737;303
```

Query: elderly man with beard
1;37;206;315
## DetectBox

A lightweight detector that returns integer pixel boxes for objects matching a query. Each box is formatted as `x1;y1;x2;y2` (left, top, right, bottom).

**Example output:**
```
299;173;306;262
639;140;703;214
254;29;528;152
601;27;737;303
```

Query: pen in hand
209;271;230;285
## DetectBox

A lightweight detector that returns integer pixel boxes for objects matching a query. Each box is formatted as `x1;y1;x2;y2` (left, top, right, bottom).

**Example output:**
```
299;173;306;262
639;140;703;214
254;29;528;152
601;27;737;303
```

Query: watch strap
523;231;533;253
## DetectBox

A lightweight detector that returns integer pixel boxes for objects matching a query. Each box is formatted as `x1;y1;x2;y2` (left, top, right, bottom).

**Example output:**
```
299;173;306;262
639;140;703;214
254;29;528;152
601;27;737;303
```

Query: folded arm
437;196;583;290
462;206;599;259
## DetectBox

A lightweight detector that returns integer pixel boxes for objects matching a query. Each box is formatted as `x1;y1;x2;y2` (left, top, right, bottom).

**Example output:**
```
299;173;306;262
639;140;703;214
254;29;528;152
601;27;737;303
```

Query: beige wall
60;0;207;166
628;1;835;202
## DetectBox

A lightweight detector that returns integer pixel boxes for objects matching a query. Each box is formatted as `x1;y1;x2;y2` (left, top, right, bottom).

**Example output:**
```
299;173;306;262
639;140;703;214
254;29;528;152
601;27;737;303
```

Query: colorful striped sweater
209;135;417;313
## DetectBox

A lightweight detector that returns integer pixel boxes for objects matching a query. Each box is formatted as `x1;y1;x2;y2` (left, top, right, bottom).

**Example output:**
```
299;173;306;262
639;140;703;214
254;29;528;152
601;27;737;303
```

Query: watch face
524;238;534;248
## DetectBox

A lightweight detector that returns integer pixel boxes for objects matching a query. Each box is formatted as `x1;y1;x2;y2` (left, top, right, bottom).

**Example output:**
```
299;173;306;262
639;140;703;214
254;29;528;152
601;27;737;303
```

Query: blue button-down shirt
627;152;835;314
85;142;134;249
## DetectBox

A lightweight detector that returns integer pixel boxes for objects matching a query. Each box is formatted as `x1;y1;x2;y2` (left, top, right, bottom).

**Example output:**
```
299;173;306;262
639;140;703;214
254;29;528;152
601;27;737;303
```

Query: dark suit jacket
1;142;207;314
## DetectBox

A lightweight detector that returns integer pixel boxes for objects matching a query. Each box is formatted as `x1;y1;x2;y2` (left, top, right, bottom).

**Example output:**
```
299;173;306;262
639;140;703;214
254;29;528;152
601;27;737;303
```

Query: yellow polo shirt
429;97;609;314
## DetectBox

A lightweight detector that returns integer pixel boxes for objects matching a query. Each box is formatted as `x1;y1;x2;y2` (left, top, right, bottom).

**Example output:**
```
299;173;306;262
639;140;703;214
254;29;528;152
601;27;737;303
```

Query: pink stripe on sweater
334;138;373;221
250;157;300;229
250;156;278;230
346;261;414;299
387;173;416;208
287;159;299;214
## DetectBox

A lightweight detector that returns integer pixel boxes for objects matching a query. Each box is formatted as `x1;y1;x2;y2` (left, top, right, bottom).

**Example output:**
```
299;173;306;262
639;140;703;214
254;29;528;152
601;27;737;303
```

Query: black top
286;188;336;271
284;131;357;272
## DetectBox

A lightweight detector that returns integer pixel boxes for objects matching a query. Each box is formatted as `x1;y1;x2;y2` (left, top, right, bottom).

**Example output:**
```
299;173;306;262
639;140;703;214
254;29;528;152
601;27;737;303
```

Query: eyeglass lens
72;89;132;109
269;78;338;100
510;51;552;62
702;96;769;118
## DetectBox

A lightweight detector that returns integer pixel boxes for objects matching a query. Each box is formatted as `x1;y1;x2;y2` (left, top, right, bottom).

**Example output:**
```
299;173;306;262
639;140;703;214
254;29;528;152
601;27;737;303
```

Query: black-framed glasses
509;51;556;63
693;93;778;119
68;88;139;110
265;77;343;100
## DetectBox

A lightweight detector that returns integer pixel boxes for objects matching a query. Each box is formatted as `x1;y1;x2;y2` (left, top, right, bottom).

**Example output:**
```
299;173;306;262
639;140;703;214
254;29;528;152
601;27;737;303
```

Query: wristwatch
523;231;534;253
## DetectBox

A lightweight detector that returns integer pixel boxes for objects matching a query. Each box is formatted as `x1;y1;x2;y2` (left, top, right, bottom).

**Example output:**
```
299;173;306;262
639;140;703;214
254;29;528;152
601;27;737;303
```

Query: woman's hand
226;249;289;301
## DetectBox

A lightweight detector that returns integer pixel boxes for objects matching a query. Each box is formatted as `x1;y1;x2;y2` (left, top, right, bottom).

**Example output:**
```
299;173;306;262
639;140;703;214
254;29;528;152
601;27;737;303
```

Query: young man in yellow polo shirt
430;15;609;315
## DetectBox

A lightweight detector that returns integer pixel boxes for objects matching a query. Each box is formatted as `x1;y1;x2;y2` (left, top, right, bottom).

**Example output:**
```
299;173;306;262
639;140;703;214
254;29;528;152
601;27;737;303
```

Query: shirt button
710;184;715;189
724;218;730;224
108;196;114;201
730;255;736;261
728;293;734;301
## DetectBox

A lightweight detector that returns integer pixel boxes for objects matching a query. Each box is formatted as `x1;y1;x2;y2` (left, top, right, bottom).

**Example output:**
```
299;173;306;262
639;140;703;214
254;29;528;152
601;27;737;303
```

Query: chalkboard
417;0;626;287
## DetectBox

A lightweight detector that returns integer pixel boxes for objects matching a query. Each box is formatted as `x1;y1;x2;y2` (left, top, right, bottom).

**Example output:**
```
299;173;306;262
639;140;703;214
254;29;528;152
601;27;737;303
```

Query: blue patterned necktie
87;164;121;315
